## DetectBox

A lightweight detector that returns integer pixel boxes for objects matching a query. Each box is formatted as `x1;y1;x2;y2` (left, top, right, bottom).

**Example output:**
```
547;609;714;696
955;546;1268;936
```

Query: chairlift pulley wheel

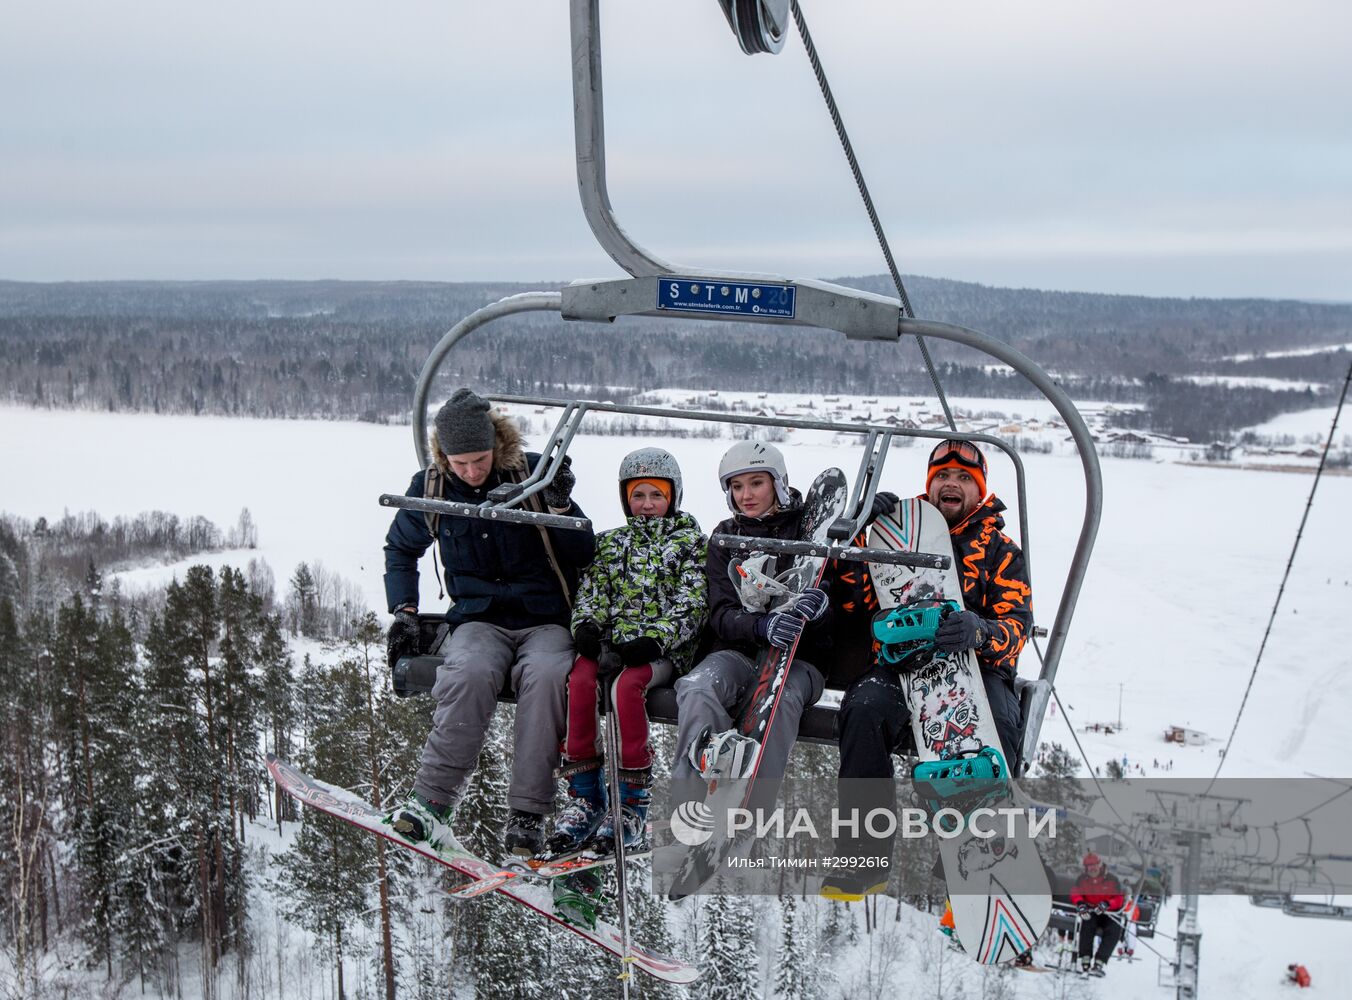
718;0;791;55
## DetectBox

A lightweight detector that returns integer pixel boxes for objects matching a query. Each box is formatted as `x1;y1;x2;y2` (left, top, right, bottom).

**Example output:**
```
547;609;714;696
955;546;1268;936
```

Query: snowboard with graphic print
868;498;1050;965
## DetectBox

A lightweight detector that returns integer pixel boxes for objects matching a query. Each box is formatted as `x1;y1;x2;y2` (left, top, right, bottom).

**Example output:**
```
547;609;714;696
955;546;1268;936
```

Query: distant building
1164;725;1207;746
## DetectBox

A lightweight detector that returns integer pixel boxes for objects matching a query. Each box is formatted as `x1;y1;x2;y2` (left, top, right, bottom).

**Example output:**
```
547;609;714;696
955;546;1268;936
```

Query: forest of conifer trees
0;497;1095;999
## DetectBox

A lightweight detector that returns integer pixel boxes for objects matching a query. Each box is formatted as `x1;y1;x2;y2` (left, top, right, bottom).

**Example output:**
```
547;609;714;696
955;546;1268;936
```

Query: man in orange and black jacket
824;439;1032;900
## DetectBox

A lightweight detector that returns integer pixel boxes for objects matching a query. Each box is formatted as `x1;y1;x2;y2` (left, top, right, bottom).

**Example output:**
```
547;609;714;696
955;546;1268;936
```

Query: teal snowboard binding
911;747;1009;833
872;599;963;665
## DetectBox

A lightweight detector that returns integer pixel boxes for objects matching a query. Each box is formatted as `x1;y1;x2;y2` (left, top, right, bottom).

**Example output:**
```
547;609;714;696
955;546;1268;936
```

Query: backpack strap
422;465;446;601
510;465;575;611
422;463;444;537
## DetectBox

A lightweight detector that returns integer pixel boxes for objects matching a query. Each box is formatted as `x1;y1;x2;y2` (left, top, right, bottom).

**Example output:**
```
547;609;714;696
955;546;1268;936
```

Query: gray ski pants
415;621;571;815
670;648;824;789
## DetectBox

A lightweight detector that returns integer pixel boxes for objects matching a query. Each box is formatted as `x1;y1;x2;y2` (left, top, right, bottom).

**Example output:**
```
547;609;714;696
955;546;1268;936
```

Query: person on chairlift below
825;438;1032;901
1071;852;1127;976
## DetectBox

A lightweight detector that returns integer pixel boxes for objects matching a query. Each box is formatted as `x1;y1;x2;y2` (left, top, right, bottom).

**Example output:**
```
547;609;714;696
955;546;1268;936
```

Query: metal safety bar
378;494;592;533
709;533;950;569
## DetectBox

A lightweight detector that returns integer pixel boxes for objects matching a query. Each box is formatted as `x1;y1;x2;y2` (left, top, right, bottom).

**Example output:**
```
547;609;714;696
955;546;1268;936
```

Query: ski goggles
928;439;985;472
926;439;988;495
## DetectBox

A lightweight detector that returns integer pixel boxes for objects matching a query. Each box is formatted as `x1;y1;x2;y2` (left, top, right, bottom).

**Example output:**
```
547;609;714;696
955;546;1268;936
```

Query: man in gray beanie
383;388;595;857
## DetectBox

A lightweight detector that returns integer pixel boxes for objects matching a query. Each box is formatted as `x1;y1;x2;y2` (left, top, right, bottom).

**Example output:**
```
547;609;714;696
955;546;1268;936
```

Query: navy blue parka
383;413;595;630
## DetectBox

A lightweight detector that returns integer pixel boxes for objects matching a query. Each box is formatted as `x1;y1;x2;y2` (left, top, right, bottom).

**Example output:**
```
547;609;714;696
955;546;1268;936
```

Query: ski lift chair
383;0;1102;779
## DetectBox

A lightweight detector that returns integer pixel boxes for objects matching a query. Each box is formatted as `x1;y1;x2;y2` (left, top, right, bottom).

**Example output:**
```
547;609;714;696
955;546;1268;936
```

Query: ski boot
386;791;455;851
552;869;603;931
542;759;607;859
1088;959;1107;977
584;768;650;855
687;725;758;787
1014;950;1034;969
504;808;547;858
819;871;888;903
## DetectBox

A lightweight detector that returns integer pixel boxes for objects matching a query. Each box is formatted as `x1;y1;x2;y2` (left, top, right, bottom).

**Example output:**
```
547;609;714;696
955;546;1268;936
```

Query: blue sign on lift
657;278;796;319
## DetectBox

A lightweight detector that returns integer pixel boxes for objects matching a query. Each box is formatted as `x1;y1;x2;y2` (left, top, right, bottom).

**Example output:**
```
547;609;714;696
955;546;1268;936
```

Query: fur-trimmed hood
428;407;527;477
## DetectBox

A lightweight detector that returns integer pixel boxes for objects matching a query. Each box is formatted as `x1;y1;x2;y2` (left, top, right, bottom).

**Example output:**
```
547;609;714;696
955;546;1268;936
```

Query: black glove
541;456;576;509
1076;902;1091;917
1094;902;1108;914
934;609;991;653
386;608;421;668
617;636;663;667
793;587;829;622
868;491;899;522
755;610;806;650
573;620;604;660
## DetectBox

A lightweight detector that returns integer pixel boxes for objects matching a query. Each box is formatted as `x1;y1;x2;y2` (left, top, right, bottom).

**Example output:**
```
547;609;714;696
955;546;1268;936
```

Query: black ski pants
1078;912;1122;963
833;663;1022;869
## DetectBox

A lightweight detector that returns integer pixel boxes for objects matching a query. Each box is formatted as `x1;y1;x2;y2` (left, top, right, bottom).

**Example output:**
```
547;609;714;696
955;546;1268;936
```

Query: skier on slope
550;447;708;856
382;388;595;856
1070;852;1126;976
824;439;1032;900
1286;963;1312;988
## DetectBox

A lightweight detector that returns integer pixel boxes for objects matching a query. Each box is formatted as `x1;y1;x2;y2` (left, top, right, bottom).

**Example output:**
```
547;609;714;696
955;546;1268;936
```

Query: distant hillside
0;278;1347;439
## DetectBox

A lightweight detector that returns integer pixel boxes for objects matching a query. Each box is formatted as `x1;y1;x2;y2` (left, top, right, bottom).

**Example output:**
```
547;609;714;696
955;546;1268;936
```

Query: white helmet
618;446;683;512
718;441;790;512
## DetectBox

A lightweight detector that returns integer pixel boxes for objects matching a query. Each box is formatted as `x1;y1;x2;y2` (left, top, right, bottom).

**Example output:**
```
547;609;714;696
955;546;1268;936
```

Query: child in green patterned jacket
547;447;707;857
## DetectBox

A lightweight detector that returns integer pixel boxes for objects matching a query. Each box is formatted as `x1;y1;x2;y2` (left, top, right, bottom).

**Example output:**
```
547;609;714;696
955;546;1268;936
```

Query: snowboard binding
910;747;1009;832
687;724;759;788
729;555;813;612
872;599;964;665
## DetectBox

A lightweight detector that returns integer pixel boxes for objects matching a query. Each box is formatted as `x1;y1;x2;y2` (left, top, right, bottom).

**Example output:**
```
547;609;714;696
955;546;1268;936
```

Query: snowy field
2;400;1351;996
1223;343;1352;362
1177;374;1326;392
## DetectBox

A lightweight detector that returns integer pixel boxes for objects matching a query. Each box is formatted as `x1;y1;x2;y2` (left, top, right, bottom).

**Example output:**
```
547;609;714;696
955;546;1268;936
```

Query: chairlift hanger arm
571;0;787;279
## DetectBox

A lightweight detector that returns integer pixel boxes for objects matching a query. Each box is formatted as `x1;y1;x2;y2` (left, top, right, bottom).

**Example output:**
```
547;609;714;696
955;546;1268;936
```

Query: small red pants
564;655;668;770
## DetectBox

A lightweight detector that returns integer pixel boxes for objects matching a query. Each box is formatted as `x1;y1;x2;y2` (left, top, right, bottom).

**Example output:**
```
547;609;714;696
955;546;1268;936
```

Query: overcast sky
2;1;1349;299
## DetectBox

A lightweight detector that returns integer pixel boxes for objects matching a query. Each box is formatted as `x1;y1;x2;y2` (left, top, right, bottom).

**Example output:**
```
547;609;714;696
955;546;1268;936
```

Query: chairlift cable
1203;358;1352;796
790;1;957;432
1027;645;1151;893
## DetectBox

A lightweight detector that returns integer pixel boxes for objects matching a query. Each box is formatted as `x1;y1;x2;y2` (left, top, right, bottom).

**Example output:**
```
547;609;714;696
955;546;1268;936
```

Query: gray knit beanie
434;388;496;456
